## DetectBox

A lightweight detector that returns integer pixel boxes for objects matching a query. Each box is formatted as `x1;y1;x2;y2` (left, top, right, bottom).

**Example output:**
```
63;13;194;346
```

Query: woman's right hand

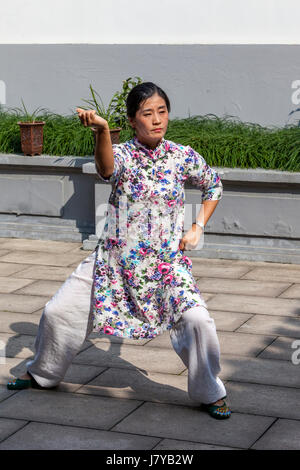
76;108;109;131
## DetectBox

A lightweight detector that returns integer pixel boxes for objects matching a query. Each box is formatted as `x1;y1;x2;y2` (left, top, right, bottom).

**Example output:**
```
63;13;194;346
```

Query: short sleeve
184;146;223;201
96;144;126;183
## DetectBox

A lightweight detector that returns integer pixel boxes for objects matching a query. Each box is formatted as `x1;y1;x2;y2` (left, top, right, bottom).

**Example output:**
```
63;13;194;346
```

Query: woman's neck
134;135;163;150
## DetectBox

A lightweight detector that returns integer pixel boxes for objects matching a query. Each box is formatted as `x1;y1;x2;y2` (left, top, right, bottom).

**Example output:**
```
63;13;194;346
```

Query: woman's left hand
179;225;203;251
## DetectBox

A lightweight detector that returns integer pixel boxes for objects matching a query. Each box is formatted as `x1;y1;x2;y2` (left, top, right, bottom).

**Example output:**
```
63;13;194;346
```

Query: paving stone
0;384;18;403
0;251;87;267
198;292;215;302
196;278;290;297
0;239;82;253
0;250;10;258
192;263;251;279
258;336;300;361
58;363;107;393
0;238;11;243
153;439;239;450
278;284;300;299
242;266;300;283
144;331;173;349
13;280;64;297
225;381;300;419
0;389;142;430
0;418;28;444
0;333;35;358
77;367;192;405
0;421;160;450
74;343;186;374
0;312;41;335
210;310;253;332
0;293;48;313
190;257;300;270
252;419;300;450
236;314;300;338
0;263;31;276
219;354;300;388
207;294;300;317
0;277;34;294
112;401;275;449
67;246;93;255
218;331;276;356
14;265;75;281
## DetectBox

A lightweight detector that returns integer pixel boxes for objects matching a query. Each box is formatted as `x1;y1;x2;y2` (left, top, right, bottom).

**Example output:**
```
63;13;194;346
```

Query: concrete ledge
0;153;94;170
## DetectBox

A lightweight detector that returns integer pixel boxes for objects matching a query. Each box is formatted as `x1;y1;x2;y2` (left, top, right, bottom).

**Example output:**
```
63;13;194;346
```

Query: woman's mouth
153;128;162;133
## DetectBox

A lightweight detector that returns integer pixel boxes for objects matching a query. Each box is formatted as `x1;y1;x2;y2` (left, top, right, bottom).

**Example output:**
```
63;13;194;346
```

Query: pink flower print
156;171;164;179
182;256;193;268
158;262;171;274
164;274;173;284
95;300;103;308
167;200;176;207
124;270;132;279
139;248;148;256
104;326;114;335
174;298;180;305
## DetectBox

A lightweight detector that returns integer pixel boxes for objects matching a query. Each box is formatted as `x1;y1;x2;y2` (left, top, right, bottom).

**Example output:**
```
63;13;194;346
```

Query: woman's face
128;93;169;149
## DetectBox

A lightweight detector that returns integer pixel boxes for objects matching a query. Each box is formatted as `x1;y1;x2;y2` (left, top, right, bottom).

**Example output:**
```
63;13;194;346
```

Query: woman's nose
153;113;161;124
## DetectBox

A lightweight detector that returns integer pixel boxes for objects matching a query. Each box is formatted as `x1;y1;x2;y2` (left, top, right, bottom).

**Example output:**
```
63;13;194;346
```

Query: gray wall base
0;214;94;242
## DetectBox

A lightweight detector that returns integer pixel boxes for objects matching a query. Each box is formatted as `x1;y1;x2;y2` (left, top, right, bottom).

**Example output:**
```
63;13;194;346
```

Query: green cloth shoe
201;396;231;420
7;372;43;390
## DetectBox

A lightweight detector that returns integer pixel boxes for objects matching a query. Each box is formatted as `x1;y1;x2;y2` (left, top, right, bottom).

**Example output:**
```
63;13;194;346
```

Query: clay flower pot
92;127;122;145
109;127;122;145
17;121;45;156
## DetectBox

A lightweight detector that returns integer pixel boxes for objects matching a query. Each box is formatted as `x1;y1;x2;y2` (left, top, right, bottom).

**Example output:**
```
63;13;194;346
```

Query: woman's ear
127;116;135;129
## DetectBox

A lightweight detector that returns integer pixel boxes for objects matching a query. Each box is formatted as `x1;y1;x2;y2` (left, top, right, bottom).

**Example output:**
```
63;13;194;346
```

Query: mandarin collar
131;136;169;160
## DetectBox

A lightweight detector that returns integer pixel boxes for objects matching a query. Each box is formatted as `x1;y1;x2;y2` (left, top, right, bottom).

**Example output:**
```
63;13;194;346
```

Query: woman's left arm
179;147;223;251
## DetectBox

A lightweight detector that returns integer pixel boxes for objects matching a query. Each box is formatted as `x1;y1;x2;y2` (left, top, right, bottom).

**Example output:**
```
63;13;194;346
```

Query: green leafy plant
10;98;47;122
78;77;142;130
109;76;143;129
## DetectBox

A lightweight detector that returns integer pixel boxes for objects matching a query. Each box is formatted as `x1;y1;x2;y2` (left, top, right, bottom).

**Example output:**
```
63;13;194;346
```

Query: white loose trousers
26;250;226;404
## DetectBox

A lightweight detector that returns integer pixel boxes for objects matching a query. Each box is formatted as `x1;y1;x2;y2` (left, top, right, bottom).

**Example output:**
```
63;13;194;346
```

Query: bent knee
182;305;216;328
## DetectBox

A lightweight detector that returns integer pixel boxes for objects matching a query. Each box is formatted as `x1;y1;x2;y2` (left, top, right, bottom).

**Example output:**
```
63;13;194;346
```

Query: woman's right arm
76;108;114;179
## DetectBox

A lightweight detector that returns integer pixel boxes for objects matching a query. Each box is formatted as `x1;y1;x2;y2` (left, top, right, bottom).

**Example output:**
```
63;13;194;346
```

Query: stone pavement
0;238;299;450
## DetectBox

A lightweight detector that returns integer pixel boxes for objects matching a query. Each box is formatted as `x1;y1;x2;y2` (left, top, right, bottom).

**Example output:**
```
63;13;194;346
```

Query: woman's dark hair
126;82;171;118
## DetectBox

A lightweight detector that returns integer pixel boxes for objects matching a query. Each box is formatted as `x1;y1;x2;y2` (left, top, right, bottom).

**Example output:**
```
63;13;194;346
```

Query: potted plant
78;77;142;144
12;99;47;156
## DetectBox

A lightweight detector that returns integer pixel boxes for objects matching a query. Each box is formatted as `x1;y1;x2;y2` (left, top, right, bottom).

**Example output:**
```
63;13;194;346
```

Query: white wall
1;0;300;44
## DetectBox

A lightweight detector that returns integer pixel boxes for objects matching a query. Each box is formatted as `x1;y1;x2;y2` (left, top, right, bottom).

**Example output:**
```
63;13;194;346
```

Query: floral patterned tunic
92;136;223;339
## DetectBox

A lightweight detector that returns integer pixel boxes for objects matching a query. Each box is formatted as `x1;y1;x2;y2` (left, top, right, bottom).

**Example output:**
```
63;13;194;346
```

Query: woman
7;82;231;420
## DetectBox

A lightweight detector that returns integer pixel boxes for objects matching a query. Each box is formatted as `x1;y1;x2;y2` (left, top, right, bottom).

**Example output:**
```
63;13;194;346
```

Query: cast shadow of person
6;321;193;408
